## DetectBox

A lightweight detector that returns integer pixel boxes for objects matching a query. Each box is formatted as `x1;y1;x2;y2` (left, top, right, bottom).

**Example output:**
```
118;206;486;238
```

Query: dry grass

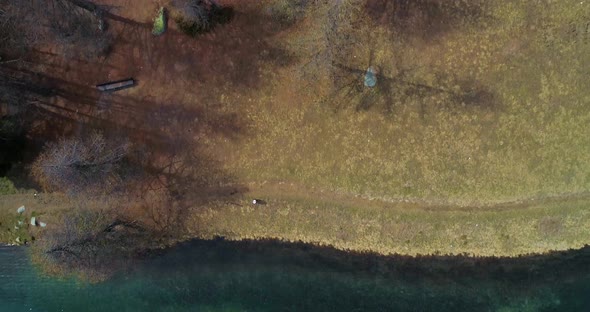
216;0;590;206
187;191;590;257
177;0;590;256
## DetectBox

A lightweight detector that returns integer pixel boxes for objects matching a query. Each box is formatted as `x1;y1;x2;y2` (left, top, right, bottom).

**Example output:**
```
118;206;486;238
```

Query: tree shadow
365;0;492;42
100;8;295;91
0;64;247;253
295;1;496;117
3;2;296;278
324;62;501;117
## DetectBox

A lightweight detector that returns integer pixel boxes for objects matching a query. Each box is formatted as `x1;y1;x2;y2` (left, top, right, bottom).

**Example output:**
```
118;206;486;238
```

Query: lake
2;240;590;311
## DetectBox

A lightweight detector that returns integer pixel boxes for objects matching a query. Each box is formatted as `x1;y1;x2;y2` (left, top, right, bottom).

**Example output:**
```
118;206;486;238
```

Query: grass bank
3;188;589;257
188;188;590;257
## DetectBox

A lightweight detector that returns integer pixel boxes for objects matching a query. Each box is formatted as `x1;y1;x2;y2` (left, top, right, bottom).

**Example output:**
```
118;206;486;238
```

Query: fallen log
96;78;135;92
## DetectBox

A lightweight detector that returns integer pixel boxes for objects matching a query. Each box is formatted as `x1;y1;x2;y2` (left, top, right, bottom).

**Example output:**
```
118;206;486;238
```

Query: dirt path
244;180;590;212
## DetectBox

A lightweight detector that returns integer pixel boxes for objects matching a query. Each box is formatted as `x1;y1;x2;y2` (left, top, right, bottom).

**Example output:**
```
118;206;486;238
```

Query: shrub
31;132;131;194
0;177;17;195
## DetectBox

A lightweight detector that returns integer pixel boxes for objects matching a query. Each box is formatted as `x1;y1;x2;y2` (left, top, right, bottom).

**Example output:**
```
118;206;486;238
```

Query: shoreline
186;191;590;258
2;190;590;258
188;234;590;259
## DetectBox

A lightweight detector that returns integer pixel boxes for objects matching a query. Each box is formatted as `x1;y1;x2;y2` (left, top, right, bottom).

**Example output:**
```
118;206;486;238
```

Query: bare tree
0;1;50;64
172;0;232;35
40;204;152;281
292;0;360;91
174;0;216;28
32;132;131;194
63;0;99;13
0;0;111;60
42;0;111;59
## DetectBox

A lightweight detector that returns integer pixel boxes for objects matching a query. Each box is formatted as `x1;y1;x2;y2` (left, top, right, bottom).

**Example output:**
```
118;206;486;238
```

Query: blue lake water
2;240;590;312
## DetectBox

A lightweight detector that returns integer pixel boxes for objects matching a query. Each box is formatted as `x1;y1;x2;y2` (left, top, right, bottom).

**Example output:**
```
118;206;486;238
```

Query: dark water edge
2;240;590;312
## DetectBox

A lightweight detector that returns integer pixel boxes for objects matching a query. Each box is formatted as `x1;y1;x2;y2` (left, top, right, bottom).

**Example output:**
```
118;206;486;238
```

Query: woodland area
0;0;237;278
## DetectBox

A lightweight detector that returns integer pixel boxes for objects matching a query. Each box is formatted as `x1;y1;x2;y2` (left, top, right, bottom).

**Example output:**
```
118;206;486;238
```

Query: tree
172;0;232;35
0;0;112;60
32;132;131;194
174;0;213;26
0;2;44;61
293;0;360;92
40;205;153;281
44;0;112;59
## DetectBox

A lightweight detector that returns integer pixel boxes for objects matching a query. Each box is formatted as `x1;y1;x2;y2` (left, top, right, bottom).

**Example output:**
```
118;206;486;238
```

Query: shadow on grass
325;62;500;116
29;70;249;197
100;8;296;90
365;0;493;42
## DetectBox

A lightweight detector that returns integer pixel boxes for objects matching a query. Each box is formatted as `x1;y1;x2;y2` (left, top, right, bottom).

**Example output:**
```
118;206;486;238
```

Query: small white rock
17;206;25;214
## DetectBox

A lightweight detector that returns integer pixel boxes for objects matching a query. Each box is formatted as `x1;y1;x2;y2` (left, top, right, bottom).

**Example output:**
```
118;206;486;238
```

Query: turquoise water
2;240;590;312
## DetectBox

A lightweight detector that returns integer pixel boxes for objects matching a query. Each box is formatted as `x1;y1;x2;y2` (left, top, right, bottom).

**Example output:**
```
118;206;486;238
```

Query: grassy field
217;1;590;205
2;0;590;258
211;0;590;206
187;0;590;256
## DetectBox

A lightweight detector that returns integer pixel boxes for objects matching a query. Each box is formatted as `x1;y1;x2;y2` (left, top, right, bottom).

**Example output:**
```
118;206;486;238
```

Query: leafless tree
292;0;360;91
172;0;232;35
32;132;131;194
0;0;111;60
42;0;111;59
0;1;53;66
173;0;217;28
0;67;54;111
40;204;152;280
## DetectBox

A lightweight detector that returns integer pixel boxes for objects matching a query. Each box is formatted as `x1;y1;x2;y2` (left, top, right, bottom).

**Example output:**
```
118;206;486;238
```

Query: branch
64;0;98;13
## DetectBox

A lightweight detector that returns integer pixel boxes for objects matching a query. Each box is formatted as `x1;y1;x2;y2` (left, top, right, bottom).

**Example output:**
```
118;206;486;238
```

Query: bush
0;177;17;195
31;132;131;194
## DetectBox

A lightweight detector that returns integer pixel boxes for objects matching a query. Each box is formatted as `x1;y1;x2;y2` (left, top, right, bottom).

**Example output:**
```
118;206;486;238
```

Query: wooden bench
96;78;136;92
